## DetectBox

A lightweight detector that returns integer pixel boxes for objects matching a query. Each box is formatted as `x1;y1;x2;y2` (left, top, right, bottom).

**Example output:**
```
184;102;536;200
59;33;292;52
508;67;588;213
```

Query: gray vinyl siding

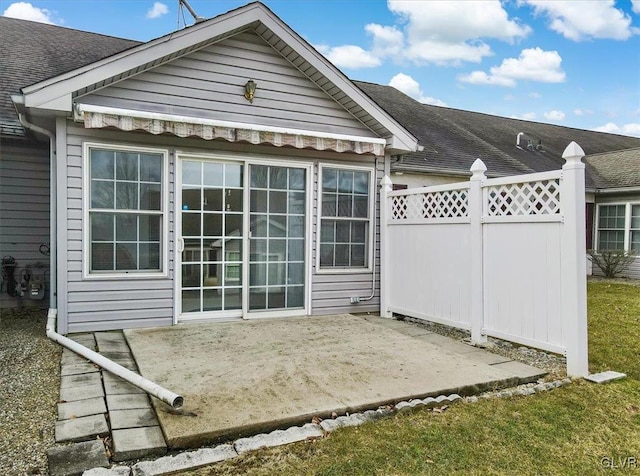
61;122;385;331
0;140;50;308
311;156;383;315
77;31;376;138
63;124;174;333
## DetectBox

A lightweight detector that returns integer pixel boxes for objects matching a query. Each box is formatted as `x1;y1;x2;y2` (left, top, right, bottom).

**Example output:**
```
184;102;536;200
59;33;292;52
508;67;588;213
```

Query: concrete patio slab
490;360;548;383
59;383;104;402
60;372;102;389
61;362;99;376
125;314;545;449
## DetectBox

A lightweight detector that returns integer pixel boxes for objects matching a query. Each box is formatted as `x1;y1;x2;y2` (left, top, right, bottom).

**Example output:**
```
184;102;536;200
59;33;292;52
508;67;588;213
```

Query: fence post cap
380;175;393;187
562;141;585;163
470;158;487;178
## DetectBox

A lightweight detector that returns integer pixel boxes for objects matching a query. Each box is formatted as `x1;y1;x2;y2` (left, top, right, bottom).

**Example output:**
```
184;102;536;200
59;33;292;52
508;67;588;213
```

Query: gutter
16;110;57;308
47;309;184;410
594;186;640;194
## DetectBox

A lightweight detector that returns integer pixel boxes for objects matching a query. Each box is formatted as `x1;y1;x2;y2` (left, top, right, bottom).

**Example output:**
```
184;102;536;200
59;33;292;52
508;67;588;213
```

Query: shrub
587;249;637;278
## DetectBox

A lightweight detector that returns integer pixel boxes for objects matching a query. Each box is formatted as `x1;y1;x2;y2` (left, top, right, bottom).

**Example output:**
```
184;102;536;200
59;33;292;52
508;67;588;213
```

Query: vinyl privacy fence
380;142;588;376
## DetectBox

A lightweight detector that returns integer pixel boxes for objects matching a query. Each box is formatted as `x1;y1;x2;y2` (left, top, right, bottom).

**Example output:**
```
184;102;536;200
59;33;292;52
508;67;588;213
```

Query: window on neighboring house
319;167;371;270
631;205;640;252
596;203;640;253
87;145;166;274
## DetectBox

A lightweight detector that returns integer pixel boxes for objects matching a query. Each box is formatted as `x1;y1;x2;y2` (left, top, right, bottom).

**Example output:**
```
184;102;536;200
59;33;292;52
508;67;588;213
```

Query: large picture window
596;203;640;253
319;166;371;270
86;145;166;274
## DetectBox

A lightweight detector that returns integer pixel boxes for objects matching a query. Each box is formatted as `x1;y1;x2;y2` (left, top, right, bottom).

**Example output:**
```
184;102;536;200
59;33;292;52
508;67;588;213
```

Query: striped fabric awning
75;104;386;156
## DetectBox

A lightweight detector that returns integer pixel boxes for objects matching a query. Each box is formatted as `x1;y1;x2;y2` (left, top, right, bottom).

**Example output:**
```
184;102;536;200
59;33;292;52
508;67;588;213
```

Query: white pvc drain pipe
47;309;184;409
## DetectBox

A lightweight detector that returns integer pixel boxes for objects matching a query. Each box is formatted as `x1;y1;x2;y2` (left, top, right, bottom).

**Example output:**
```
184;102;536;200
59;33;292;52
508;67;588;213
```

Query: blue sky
3;0;640;137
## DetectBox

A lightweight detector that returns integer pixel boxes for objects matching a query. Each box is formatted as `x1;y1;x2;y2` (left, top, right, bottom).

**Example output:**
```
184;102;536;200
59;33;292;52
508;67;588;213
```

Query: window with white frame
87;145;166;274
319;167;371;269
596;203;640;253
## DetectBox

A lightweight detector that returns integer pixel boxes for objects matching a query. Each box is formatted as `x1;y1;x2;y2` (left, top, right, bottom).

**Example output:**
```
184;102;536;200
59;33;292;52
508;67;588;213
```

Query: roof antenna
178;0;205;25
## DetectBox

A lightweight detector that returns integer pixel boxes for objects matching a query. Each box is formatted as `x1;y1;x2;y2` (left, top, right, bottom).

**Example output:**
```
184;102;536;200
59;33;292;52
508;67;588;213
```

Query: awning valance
74;104;386;156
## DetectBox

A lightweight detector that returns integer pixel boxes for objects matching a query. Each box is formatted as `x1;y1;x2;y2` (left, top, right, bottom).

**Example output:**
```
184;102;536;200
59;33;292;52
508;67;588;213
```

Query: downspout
47;309;184;409
17;112;57;307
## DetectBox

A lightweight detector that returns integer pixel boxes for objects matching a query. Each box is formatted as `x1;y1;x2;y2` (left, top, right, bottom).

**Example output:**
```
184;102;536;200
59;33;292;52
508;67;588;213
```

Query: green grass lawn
187;280;640;475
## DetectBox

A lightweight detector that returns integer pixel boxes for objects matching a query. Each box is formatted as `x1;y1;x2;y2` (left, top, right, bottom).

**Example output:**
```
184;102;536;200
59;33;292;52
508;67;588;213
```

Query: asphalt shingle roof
355;81;640;188
0;16;140;136
584;147;640;189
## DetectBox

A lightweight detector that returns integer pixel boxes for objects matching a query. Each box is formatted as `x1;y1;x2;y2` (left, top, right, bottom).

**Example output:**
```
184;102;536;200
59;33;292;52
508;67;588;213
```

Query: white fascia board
25;94;72;112
258;11;418;153
75;103;387;145
21;4;265;108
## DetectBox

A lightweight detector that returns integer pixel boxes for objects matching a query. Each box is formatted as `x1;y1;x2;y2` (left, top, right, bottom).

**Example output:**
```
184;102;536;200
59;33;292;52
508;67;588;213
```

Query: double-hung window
596;203;640;253
319;166;372;270
86;144;167;275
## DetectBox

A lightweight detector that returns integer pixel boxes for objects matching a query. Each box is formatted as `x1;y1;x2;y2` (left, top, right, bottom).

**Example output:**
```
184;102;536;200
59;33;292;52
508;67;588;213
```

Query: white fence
380;142;588;376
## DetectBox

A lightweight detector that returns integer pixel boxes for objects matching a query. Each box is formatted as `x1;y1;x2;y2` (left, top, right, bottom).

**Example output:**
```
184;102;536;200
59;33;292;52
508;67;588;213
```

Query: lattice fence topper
486;179;561;216
391;189;469;220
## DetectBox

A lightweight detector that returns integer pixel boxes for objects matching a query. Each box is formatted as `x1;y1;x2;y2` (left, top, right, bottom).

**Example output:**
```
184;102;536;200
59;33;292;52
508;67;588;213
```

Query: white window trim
594;201;640;253
316;163;375;274
82;141;169;279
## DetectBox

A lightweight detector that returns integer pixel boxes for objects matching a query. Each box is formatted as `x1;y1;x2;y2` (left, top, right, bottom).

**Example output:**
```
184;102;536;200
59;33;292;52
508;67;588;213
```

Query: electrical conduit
47;309;184;409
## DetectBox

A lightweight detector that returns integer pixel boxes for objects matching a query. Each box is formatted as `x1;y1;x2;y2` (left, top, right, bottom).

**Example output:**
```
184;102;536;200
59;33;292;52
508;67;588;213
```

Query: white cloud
2;2;56;24
315;44;381;69
317;0;531;68
522;0;637;41
365;23;404;57
573;109;594;116
593;122;640;137
388;73;447;106
458;47;565;87
146;2;168;19
388;0;531;64
512;112;537;120
543;110;565;121
633;0;640;15
528;92;541;99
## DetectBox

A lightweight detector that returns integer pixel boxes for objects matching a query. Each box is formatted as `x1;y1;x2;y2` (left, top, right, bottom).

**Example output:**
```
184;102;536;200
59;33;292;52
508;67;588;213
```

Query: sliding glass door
178;159;307;320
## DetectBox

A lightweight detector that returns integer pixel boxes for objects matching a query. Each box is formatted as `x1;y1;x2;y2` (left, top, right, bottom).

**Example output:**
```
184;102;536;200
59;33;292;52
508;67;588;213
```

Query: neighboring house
584;148;640;278
1;3;638;330
0;3;418;333
355;81;640;278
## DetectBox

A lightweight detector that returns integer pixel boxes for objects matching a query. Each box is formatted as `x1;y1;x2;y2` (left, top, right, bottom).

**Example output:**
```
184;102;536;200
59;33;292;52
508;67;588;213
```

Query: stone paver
131;444;237;475
58;397;107;420
61;362;100;376
112;427;167;462
47;440;109;476
55;413;110;443
95;332;130;353
83;467;131;476
60;383;105;402
585;370;626;383
109;408;158;430
61;372;102;389
104;378;145;395
107;394;153;411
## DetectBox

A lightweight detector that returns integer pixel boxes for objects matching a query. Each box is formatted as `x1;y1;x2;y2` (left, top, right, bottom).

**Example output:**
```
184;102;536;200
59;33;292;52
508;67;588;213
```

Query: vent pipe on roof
536;140;544;151
179;0;205;24
516;132;524;148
